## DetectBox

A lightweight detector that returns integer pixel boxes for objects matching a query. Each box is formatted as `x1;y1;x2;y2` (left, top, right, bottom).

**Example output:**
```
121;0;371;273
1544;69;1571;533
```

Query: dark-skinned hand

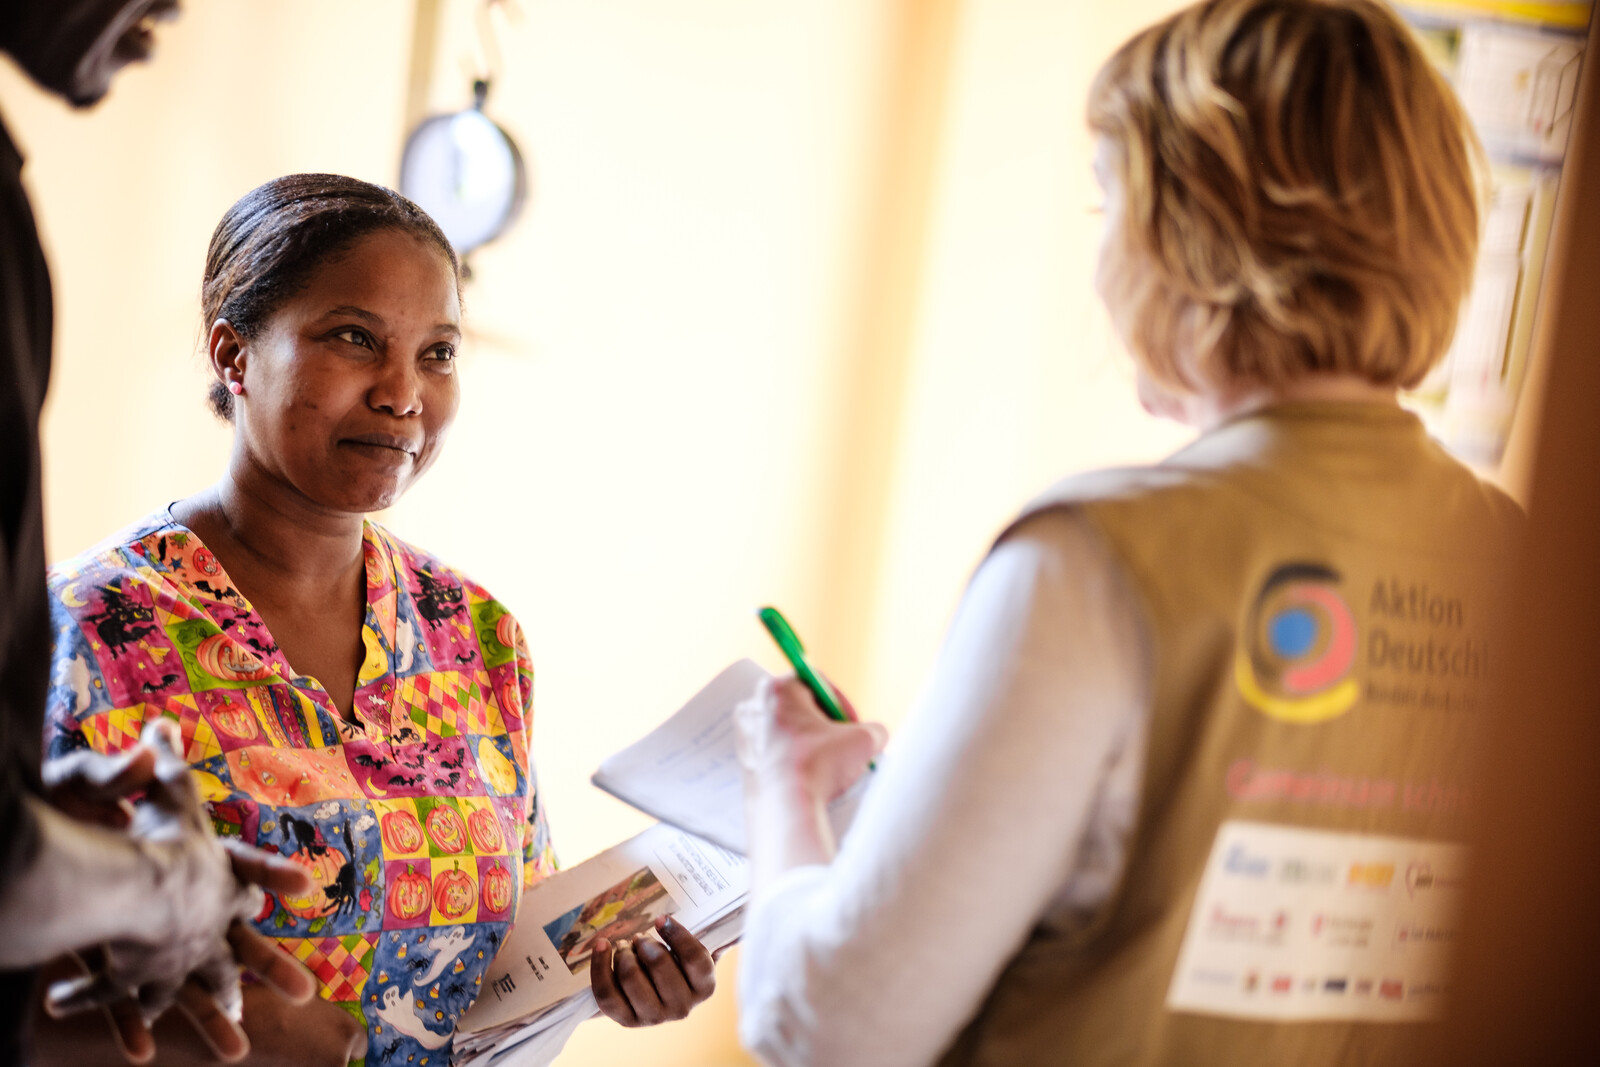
590;915;717;1027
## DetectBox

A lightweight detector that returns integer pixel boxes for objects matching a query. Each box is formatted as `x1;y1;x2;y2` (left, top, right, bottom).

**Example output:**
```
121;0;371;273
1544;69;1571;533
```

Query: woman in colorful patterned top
39;174;716;1066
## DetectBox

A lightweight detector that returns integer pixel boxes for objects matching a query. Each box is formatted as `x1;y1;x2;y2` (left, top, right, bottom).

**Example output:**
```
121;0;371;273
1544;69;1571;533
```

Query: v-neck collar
151;509;399;732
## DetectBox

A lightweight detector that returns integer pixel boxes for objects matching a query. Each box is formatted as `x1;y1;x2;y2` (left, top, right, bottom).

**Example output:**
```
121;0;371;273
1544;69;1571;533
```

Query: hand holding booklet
454;661;769;1066
453;824;751;1066
456;659;875;1064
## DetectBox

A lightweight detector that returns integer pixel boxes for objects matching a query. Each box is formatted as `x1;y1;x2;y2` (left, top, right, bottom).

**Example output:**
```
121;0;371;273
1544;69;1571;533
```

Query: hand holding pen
736;608;887;881
757;607;857;725
738;607;886;797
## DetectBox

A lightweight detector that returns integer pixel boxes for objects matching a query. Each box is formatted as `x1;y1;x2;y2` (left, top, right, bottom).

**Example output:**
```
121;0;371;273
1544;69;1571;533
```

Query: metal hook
473;0;513;98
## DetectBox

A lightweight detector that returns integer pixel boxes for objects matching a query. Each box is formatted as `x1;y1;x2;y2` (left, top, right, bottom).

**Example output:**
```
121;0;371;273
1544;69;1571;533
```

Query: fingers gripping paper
453;826;749;1064
455;659;872;1065
587;659;873;855
452;663;768;1066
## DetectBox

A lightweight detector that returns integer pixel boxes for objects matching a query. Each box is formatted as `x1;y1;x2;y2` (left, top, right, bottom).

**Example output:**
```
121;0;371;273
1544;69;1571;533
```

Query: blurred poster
1396;1;1590;468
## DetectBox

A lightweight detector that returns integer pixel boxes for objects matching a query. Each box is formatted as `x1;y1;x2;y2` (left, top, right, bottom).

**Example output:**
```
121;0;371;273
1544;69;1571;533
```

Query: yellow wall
6;1;1192;1064
398;3;898;1062
848;0;1194;722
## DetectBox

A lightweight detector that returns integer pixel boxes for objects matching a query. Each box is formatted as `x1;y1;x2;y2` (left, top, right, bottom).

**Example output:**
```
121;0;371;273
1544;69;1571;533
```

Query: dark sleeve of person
0;109;56;1059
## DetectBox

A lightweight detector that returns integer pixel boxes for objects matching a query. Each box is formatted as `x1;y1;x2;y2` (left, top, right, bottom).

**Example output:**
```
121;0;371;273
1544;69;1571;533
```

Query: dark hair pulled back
202;173;461;420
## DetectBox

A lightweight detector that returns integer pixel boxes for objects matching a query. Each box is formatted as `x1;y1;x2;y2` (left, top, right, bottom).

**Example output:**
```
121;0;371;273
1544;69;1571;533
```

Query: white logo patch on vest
1166;821;1464;1022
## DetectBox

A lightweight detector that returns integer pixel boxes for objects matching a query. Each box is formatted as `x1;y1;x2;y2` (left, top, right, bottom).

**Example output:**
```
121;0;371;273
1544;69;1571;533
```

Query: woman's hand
590;915;717;1027
736;675;887;801
736;675;888;886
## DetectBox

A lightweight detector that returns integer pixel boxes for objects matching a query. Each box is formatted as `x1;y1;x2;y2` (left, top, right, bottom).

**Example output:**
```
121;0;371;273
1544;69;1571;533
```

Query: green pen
756;606;851;724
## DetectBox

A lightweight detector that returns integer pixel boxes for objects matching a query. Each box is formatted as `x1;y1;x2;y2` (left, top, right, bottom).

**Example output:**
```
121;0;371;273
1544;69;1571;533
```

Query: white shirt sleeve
737;509;1151;1067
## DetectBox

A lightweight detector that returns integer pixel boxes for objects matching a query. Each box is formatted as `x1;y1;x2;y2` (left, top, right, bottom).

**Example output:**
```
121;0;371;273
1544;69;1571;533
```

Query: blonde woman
734;2;1520;1065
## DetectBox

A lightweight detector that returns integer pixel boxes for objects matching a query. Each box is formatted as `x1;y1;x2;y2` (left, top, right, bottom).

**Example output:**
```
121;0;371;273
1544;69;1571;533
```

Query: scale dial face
400;108;526;255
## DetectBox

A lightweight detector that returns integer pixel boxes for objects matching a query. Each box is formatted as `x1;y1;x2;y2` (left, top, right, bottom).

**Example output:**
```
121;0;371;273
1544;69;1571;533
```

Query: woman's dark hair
202;173;461;420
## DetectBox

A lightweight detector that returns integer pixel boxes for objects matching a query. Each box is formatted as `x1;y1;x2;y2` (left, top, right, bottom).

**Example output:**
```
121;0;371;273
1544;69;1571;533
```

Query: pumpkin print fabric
44;513;558;1066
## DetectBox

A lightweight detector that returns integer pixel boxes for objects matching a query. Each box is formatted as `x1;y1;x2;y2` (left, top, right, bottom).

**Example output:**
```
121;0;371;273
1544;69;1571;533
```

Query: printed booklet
455;659;873;1065
454;824;748;1066
454;661;767;1065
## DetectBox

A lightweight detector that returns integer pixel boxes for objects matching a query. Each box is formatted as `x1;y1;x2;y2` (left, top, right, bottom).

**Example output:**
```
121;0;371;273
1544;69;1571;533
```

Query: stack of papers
454;825;749;1066
454;659;875;1065
454;661;768;1066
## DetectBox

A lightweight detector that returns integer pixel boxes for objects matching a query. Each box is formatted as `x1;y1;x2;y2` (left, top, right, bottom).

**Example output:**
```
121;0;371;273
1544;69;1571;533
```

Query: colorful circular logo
1234;563;1358;724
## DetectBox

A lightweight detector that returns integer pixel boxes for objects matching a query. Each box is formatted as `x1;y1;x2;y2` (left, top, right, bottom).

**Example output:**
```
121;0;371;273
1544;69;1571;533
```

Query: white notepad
589;659;769;854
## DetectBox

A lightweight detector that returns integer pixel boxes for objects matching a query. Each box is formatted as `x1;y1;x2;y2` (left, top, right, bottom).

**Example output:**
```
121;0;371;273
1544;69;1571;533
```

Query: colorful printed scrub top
44;513;558;1067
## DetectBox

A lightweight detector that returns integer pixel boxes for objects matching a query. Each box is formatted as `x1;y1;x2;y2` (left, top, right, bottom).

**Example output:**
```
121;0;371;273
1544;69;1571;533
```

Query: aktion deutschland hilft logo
1234;562;1359;724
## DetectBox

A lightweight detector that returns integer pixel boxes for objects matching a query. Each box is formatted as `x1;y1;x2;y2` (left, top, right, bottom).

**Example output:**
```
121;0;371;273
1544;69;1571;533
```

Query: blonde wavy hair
1088;0;1481;391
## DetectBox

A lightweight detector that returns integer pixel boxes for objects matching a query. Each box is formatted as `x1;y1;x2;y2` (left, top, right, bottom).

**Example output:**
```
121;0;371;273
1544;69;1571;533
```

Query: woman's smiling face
225;227;462;514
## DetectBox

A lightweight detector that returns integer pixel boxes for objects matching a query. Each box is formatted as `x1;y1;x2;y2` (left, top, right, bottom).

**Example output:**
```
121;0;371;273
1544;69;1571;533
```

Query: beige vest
938;403;1521;1067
